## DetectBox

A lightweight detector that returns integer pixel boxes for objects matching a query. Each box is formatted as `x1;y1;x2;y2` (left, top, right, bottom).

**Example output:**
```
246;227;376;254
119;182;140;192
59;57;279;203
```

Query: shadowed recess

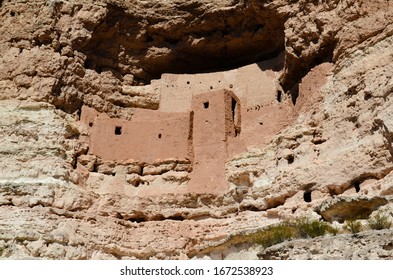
79;3;286;84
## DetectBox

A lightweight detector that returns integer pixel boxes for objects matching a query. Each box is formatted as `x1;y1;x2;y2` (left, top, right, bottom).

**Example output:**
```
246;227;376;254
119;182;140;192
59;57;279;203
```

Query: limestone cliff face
0;0;393;259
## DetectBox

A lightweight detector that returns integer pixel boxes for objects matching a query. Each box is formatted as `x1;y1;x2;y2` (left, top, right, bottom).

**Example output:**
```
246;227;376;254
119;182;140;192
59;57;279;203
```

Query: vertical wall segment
189;89;240;193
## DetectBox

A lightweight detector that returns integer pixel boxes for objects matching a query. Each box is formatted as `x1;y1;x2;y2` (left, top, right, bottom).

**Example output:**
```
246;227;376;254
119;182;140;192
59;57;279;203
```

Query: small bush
251;224;295;248
368;212;392;230
345;219;362;234
326;225;339;236
291;217;337;238
228;216;338;250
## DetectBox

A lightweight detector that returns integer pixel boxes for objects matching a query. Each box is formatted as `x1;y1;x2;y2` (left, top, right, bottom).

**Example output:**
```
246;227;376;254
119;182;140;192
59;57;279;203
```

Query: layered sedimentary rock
257;229;393;260
0;0;393;259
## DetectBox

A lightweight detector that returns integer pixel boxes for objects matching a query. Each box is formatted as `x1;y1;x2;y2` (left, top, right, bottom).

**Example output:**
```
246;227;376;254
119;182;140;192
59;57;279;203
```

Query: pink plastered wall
159;61;280;113
188;89;240;193
81;107;192;163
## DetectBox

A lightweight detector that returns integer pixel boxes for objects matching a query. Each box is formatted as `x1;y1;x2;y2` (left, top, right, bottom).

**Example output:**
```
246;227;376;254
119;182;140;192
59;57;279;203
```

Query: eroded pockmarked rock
1;0;393;260
257;230;393;260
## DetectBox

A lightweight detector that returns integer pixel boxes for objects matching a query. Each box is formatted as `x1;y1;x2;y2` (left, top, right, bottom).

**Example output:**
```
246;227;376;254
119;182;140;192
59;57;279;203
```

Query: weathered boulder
316;196;389;223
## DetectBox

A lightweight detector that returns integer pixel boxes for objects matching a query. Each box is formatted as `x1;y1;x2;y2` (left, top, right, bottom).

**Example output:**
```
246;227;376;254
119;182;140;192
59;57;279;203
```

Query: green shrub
227;216;338;250
251;224;295;248
367;212;392;230
345;219;362;234
326;225;339;236
291;217;337;238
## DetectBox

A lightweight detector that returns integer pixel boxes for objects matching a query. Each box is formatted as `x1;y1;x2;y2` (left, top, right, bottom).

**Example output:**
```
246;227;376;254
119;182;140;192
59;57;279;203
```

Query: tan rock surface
257;229;393;260
0;0;393;259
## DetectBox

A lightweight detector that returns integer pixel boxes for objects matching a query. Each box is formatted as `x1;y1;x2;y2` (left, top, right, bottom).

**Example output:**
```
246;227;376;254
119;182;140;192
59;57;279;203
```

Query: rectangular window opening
231;97;240;137
277;90;282;102
231;98;237;121
203;101;209;109
115;126;122;135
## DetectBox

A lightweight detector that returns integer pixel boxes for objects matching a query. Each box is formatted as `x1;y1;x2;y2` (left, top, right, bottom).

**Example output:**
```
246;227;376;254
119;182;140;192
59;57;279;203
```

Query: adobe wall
81;106;192;163
157;54;293;150
240;97;295;148
191;90;231;159
79;53;296;196
159;59;280;113
189;89;239;193
295;62;333;114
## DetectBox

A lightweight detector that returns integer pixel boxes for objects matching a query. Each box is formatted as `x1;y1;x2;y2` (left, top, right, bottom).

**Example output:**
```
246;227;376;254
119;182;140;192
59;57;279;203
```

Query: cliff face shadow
78;2;286;84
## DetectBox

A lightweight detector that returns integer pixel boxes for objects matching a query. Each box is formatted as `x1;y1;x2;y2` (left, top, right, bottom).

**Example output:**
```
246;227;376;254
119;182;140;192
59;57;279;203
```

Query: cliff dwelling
4;0;393;262
79;57;295;195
